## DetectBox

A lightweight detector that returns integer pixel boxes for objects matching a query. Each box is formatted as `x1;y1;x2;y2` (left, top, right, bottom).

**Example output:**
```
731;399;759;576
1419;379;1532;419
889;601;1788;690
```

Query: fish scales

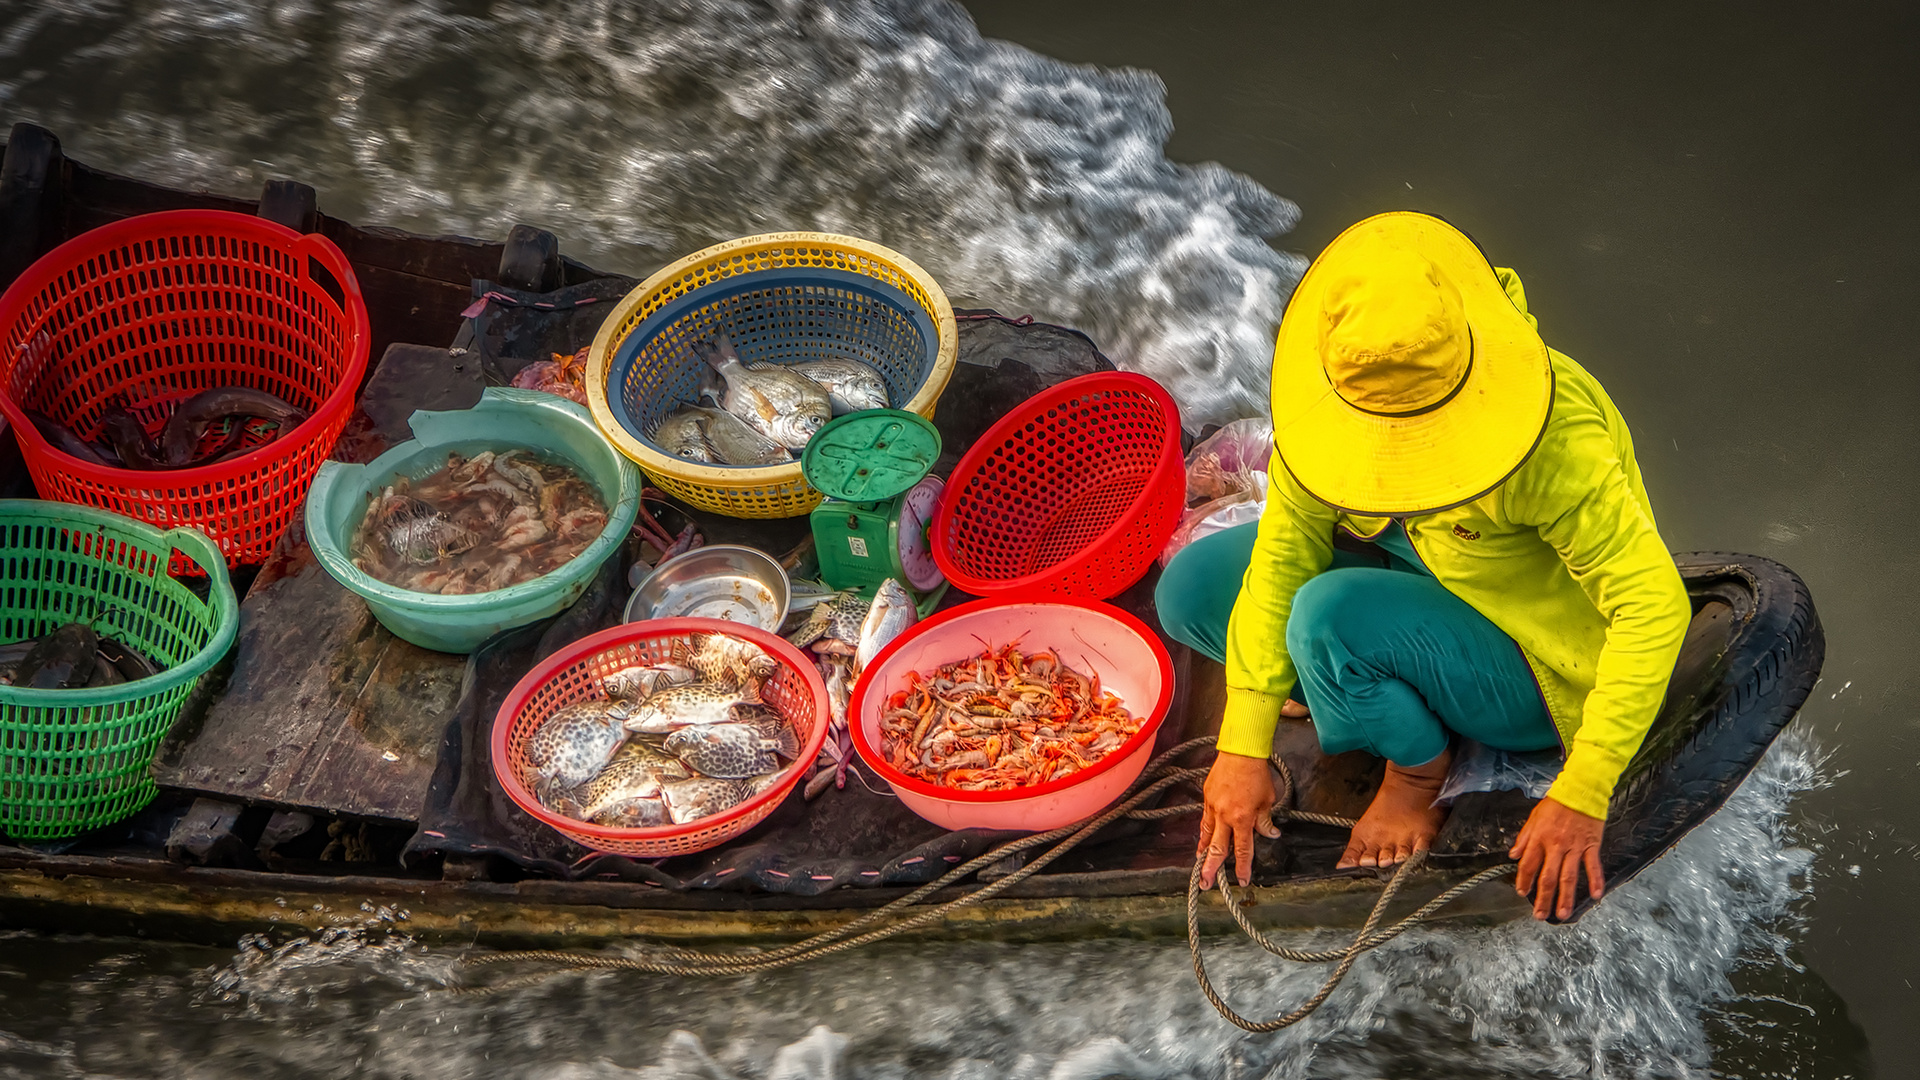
700;334;832;450
557;741;688;824
784;357;890;415
524;700;630;790
661;772;784;825
620;680;760;736
682;633;780;687
665;722;785;779
785;591;870;654
856;578;918;672
695;405;791;466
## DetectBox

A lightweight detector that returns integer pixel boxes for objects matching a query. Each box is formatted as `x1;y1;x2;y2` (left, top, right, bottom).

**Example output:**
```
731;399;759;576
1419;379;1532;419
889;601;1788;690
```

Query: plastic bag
1160;418;1273;566
1434;739;1564;806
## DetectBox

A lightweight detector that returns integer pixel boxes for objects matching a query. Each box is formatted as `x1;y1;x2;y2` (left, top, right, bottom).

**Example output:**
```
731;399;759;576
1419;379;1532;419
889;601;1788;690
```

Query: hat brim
1272;213;1552;516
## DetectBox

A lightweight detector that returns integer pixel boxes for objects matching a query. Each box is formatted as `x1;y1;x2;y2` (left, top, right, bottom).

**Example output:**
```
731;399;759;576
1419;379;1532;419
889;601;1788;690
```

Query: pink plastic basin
849;598;1173;831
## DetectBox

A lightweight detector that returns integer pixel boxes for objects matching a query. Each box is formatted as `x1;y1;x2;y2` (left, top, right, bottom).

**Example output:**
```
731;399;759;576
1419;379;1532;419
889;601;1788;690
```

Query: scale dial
894;475;945;592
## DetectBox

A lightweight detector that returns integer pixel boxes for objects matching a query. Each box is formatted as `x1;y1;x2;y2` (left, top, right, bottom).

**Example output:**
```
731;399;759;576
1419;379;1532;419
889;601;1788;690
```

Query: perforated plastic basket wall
585;232;957;518
492;618;829;857
0;502;238;840
0;210;370;566
932;372;1184;600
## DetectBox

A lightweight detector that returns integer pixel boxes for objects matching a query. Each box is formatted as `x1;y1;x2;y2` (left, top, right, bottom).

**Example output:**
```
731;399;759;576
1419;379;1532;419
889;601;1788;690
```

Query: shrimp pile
877;642;1141;791
349;449;608;595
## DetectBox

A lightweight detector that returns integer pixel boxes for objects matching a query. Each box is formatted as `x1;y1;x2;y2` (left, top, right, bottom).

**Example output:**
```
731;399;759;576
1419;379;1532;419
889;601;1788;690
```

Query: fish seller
1159;212;1691;921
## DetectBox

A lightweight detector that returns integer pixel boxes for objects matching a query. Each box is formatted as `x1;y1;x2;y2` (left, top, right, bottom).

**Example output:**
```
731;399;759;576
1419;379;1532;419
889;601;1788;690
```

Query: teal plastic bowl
305;388;641;653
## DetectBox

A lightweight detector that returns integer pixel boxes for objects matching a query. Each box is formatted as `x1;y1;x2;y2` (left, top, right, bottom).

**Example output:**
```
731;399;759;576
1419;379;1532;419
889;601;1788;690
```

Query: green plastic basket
304;388;642;654
0;502;238;840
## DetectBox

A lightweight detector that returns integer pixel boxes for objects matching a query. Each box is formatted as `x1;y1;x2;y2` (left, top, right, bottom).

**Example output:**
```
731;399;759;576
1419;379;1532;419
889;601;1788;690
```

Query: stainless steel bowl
623;545;791;631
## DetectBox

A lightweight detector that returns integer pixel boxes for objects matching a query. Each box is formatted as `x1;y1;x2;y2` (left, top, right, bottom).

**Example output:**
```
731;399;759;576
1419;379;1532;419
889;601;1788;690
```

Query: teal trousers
1156;521;1557;766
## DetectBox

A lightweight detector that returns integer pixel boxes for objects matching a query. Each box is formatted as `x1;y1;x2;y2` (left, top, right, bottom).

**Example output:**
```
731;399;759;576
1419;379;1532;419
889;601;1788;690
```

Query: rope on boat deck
1188;750;1518;1031
461;736;1517;1029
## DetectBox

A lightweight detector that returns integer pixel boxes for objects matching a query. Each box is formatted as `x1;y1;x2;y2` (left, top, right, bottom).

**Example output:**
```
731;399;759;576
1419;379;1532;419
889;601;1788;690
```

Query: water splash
0;0;1306;428
0;726;1830;1078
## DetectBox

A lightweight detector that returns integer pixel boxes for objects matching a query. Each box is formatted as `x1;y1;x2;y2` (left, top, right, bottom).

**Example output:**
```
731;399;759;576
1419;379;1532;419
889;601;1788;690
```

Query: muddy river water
1;1;1915;1075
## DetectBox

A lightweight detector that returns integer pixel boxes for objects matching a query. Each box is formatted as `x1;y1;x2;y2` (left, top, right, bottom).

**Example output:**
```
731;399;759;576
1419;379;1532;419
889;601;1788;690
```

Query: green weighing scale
800;409;949;616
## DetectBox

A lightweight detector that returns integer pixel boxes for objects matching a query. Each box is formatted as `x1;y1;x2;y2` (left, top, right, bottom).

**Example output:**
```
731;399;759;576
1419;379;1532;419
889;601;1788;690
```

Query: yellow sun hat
1270;212;1554;516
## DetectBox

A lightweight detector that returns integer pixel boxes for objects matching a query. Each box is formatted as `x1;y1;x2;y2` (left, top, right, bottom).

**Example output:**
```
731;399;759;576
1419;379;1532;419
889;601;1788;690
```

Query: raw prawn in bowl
849;598;1173;831
305;388;641;653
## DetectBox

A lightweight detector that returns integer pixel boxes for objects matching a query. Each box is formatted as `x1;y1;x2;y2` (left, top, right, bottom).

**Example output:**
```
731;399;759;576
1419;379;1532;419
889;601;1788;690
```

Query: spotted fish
524;700;630;793
603;661;699;702
732;707;803;759
553;741;687;826
661;772;784;825
619;679;761;736
680;633;780;688
665;721;795;778
785;590;870;655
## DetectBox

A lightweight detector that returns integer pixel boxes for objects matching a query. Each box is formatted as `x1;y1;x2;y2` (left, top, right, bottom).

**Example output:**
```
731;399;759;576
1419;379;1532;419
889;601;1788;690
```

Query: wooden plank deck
151;344;482;822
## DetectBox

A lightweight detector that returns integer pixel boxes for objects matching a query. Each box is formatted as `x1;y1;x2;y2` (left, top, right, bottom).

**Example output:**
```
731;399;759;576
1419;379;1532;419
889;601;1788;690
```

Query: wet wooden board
151;344;482;822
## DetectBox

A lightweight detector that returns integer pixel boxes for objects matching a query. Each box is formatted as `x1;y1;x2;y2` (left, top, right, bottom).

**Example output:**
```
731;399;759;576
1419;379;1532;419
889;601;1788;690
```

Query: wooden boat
0;123;1825;948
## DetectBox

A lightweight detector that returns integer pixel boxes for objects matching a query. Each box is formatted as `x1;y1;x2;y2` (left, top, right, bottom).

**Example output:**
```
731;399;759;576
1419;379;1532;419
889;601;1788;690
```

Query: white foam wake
0;725;1824;1078
0;0;1307;427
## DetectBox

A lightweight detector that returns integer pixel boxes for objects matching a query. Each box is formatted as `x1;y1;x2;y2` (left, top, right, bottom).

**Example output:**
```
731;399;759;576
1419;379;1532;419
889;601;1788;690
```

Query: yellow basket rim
585;231;959;490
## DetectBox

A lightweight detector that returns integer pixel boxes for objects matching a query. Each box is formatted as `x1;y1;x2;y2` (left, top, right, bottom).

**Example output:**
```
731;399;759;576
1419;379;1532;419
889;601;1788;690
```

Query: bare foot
1337;749;1453;869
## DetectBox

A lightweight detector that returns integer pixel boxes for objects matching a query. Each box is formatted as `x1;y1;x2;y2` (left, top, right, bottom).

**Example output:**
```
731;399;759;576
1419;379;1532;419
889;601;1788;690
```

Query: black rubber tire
1575;552;1826;919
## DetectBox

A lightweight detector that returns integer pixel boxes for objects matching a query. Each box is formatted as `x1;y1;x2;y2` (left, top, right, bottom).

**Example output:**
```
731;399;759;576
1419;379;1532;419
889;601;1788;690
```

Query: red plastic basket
932;371;1184;600
0;210;370;566
492;618;829;857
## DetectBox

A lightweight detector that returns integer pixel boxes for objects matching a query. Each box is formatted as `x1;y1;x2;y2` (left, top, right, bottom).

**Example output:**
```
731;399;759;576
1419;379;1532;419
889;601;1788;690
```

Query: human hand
1280;698;1310;719
1509;795;1606;920
1198;750;1281;889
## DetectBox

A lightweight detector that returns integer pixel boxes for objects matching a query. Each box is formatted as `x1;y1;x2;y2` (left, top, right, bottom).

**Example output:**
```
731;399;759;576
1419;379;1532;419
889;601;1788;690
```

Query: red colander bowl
0;210;370;567
849;598;1173;831
492;618;829;857
931;371;1184;600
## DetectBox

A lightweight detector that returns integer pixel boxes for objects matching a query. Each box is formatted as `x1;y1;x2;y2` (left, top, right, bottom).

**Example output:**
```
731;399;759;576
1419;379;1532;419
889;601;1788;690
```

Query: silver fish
665;722;786;779
785;590;869;655
787;357;890;415
524;700;630;793
603;661;700;701
856;578;918;672
680;633;780;688
697;405;792;467
700;334;832;450
820;654;855;791
654;407;718;463
661;771;785;825
620;680;761;736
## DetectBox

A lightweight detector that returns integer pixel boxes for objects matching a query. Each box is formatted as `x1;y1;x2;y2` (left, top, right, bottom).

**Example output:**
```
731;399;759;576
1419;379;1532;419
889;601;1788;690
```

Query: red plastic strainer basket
932;371;1184;600
0;210;370;567
492;618;829;857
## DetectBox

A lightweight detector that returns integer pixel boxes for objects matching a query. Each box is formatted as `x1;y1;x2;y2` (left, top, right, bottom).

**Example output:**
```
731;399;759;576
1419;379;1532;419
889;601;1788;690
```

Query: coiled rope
461;736;1516;1028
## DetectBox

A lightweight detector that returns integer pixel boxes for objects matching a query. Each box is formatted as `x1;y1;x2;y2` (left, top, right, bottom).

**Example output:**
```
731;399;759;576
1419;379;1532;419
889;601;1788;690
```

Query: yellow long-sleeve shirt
1219;269;1691;820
